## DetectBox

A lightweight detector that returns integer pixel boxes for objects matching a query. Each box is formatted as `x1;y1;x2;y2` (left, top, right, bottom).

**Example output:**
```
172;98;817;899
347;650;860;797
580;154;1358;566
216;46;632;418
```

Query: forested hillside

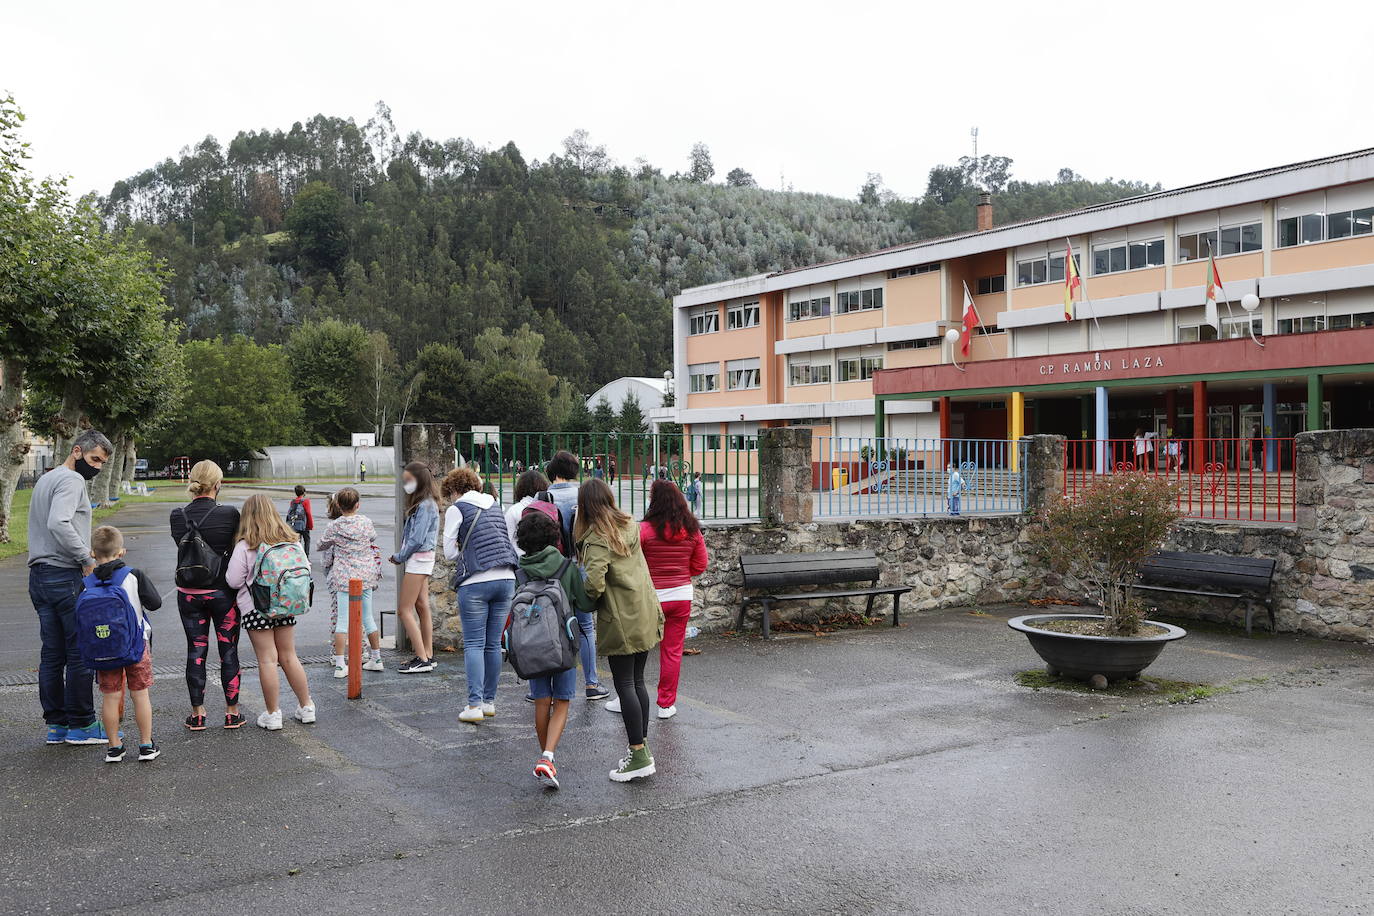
97;105;1157;452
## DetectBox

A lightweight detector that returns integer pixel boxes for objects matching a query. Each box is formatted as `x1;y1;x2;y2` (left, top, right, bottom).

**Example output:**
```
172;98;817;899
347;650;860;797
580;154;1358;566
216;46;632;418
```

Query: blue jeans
458;578;515;707
575;609;599;687
29;564;94;728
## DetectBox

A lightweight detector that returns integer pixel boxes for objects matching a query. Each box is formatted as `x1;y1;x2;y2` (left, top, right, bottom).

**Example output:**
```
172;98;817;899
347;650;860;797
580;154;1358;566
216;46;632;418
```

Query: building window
1328;311;1374;330
688;307;719;336
727;435;757;451
788;355;832;386
726;300;760;330
699;434;721;449
1093;239;1163;275
1015;254;1078;287
1325;207;1374;241
1278;212;1329;247
788;296;831;321
888;263;939;278
887;337;941;351
837;287;884;314
1275;316;1326;334
1179;223;1261;261
1177;317;1260;343
688;362;719;393
976;274;1006;295
837;355;883;382
725;357;761;390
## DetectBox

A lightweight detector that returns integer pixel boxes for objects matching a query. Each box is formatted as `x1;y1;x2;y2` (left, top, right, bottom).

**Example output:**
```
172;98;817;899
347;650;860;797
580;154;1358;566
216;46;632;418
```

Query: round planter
1008;613;1188;682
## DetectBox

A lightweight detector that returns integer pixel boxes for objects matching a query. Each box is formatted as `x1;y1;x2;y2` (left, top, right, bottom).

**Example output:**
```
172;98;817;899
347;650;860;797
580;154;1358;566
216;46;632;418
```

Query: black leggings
608;651;650;746
178;591;242;708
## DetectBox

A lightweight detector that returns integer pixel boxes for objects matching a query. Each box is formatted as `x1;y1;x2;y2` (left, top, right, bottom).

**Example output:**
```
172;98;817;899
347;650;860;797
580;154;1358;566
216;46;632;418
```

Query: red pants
657;600;692;708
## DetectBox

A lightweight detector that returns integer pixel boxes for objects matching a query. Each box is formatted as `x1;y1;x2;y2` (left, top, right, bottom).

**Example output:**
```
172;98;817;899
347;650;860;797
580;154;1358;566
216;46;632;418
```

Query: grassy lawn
0;487;189;562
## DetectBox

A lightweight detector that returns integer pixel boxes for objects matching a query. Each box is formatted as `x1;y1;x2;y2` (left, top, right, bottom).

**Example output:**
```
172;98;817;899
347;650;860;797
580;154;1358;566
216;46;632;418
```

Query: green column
1306;374;1323;431
874;397;887;439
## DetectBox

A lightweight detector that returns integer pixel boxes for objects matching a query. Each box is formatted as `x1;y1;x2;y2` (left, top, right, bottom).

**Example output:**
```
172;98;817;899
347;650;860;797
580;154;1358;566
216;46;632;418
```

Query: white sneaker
363;657;384;672
606;696;622;713
256;710;283;731
657;704;677;719
458;706;484;723
481;703;496;718
292;704;316;724
332;665;347;679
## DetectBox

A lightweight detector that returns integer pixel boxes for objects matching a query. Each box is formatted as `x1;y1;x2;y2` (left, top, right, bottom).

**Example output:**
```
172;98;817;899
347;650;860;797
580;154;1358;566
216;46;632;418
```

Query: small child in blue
514;511;593;790
946;465;967;516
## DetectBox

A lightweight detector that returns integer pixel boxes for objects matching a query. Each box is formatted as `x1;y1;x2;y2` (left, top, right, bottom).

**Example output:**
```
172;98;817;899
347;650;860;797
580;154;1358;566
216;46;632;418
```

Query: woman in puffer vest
442;467;518;724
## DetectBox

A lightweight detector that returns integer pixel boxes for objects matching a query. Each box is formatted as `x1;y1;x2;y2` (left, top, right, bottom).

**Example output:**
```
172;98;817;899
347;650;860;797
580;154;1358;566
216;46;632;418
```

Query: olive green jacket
580;519;663;656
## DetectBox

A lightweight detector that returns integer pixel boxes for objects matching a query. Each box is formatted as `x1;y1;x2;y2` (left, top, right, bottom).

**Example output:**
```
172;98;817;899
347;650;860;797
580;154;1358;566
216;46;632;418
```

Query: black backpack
175;506;223;589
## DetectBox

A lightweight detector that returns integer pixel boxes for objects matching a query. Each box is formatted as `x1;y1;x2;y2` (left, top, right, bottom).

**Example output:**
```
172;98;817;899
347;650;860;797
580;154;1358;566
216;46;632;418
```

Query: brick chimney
976;192;993;231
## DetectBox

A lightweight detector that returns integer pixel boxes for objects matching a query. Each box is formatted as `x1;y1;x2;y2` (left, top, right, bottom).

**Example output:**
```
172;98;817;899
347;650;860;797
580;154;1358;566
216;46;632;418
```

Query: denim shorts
528;665;577;701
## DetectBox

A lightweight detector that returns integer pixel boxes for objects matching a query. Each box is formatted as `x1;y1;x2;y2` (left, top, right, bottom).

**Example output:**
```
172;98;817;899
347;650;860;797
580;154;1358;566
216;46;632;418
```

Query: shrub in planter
1029;473;1181;636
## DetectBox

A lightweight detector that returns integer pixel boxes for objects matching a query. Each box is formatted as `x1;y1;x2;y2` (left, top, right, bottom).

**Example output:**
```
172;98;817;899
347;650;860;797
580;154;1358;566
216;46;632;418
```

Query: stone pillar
393;423;458;652
1094;386;1109;473
1023;434;1066;512
758;427;813;526
1292;429;1374;642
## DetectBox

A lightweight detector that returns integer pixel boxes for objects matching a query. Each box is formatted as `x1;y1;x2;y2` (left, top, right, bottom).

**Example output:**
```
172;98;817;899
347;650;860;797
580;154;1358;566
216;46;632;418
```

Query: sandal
184;714;207;731
223;713;246;730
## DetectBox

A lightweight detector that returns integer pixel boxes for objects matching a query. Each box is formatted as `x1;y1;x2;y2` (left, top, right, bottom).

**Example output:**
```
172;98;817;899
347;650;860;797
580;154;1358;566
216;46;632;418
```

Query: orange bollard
347;578;363;700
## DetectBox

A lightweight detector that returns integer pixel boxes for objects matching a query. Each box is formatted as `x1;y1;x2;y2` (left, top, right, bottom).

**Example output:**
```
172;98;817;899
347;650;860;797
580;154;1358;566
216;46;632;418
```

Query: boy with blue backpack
513;511;593;789
78;526;163;762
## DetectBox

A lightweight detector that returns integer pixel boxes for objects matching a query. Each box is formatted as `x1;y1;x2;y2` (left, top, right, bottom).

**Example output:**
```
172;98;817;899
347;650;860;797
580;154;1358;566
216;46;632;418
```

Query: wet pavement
2;500;1374;914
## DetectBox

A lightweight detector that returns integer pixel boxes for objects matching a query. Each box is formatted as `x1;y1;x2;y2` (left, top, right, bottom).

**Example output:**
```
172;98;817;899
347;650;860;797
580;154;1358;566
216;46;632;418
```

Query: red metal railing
1063;438;1296;522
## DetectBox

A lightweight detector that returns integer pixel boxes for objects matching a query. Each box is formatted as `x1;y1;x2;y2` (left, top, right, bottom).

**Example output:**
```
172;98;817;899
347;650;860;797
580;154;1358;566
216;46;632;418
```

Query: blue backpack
75;567;145;670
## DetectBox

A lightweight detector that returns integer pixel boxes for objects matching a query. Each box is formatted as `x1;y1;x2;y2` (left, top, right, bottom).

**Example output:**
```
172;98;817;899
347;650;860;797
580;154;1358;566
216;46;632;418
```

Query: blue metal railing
813;437;1027;518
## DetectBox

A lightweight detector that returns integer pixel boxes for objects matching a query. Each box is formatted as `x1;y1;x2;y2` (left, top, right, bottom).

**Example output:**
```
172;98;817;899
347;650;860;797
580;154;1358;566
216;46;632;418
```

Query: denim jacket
393;498;439;563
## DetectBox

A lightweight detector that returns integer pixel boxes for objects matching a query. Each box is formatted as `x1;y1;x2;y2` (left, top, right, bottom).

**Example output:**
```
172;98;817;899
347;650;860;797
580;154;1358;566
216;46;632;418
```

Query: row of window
789;296;831;322
728;300;759;330
789;354;885;385
888;263;938;278
689;358;761;392
1093;239;1165;275
1015;222;1265;288
836;287;884;314
1178;223;1262;261
1277;208;1374;247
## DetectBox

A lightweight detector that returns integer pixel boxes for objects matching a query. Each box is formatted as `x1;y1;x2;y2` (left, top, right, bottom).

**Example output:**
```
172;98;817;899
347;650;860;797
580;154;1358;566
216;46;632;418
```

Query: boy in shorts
515;512;592;789
90;526;163;762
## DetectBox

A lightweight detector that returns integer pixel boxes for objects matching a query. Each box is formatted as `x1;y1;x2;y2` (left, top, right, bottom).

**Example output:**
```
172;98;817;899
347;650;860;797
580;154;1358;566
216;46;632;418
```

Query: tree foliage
284;317;372;444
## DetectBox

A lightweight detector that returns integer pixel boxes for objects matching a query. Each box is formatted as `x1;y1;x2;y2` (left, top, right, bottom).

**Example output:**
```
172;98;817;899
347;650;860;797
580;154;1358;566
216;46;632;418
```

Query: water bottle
685;626;700;639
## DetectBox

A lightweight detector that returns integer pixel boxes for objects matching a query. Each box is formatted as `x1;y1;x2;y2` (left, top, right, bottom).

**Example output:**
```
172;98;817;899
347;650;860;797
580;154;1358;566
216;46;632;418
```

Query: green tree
141;336;304;466
591;396;615;434
616;392;647;436
471;371;549;431
562;395;592;434
406;342;471;424
285;181;348;273
285;317;371;444
725;167;756;188
688;142;714;183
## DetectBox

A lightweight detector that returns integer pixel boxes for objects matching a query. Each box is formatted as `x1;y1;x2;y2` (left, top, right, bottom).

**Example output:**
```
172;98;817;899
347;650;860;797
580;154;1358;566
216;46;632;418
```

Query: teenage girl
392;462;440;673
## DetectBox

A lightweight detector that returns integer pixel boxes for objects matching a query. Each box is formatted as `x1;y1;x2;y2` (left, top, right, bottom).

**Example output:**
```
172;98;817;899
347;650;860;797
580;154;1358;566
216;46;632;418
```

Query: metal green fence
453;431;760;521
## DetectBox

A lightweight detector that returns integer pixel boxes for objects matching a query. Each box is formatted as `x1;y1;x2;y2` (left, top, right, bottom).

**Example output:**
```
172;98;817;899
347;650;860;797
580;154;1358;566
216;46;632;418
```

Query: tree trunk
92;425;123;508
0;359;30;544
121;435;137;488
52;379;86;459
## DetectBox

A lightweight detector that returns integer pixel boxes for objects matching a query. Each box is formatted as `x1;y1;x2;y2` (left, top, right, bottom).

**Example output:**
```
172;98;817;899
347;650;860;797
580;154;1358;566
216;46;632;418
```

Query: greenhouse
249;446;396;480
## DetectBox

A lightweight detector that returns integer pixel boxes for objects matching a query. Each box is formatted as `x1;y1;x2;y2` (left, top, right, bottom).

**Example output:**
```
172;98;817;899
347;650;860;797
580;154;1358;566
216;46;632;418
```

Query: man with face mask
28;429;114;746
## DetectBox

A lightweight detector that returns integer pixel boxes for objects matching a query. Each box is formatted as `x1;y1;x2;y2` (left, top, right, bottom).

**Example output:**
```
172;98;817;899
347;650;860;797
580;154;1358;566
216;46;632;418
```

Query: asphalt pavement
2;494;1374;914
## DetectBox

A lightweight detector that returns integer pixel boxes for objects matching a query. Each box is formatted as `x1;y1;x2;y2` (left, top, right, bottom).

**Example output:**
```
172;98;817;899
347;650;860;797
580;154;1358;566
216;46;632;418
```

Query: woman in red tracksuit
638;479;708;719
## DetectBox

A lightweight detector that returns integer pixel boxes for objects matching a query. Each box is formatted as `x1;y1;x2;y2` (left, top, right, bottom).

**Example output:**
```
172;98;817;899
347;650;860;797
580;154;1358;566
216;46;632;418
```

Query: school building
670;147;1374;476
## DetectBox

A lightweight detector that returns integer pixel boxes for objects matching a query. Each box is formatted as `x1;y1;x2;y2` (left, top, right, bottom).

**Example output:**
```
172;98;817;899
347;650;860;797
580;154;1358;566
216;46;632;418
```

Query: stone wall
691;431;1374;645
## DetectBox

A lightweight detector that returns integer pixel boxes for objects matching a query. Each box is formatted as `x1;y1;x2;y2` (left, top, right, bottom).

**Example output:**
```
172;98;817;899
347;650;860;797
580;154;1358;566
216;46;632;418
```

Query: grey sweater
27;466;92;569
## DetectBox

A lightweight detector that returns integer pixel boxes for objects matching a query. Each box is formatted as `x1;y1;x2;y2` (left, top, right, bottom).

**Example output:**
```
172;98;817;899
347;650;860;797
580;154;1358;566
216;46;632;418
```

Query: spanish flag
1063;240;1080;321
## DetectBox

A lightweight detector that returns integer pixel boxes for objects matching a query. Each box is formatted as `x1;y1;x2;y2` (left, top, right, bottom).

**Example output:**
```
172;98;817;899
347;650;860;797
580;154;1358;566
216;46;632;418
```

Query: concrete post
758;427;813;526
393;423;458;652
1094;386;1109;473
1263;383;1278;472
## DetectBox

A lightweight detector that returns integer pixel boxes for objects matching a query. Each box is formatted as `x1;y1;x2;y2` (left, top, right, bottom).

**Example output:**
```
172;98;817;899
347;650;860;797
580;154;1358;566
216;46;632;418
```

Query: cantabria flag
1204;252;1224;336
1062;241;1080;321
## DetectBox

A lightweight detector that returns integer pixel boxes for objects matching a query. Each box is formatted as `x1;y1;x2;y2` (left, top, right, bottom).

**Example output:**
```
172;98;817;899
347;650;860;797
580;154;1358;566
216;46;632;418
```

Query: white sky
6;0;1373;202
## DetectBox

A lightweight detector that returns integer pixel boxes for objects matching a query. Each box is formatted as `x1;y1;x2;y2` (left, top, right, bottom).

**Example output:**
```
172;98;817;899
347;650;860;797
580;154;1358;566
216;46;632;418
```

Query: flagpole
1068;237;1105;345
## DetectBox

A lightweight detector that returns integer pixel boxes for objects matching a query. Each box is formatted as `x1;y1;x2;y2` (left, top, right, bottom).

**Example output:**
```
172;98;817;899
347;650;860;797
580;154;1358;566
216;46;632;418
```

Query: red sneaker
534;758;559;790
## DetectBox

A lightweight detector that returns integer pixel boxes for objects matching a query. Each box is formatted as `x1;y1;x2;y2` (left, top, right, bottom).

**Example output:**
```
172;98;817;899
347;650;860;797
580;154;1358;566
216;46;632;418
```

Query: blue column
1262;383;1277;472
1095;386;1109;473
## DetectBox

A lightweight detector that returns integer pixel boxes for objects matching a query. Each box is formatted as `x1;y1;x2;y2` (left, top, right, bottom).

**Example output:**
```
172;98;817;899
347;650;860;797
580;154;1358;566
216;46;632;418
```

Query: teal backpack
249;541;313;618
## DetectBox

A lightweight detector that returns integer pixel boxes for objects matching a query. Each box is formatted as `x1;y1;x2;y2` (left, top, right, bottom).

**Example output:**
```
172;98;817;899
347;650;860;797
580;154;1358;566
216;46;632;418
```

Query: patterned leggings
177;591;242;707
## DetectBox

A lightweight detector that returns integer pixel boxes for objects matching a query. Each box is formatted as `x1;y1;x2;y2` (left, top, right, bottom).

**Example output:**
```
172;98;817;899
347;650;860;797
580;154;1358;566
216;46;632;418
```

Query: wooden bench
1132;551;1277;636
737;550;912;638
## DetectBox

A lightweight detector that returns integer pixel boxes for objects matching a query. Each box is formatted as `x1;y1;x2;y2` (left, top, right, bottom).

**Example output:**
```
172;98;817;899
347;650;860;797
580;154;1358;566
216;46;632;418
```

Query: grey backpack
503;557;579;680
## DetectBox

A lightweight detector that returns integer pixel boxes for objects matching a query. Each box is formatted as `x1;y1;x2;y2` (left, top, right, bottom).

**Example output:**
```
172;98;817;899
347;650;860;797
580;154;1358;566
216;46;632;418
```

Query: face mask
74;454;102;480
403;480;417;495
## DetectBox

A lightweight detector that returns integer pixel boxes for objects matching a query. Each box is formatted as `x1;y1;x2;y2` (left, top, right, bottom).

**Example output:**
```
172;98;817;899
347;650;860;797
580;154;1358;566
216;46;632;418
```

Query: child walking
89;526;163;762
319;487;385;676
946;464;967;516
515;511;593;789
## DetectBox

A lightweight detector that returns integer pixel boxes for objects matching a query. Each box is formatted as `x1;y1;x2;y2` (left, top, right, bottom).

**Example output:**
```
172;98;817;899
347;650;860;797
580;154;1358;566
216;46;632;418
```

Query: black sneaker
585;685;611;701
137;742;161;762
400;657;435;674
524;694;537;704
104;745;126;764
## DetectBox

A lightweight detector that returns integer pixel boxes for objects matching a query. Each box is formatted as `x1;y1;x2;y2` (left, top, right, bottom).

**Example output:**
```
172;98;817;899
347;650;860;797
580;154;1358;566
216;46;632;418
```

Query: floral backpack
249;541;314;618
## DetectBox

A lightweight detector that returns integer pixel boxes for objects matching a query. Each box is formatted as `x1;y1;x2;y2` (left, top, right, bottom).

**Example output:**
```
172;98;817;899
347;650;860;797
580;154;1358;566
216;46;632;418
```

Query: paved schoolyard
2;546;1373;916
